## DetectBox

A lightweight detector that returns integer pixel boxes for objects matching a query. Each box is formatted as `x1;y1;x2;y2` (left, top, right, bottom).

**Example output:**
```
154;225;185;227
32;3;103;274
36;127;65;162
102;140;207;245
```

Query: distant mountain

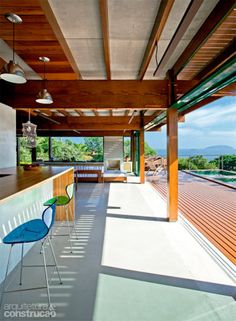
157;145;236;157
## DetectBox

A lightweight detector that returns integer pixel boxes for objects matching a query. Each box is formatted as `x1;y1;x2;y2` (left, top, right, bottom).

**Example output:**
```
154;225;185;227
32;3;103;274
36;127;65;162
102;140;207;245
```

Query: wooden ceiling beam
172;0;236;77
39;0;82;79
5;80;168;109
17;122;141;131
154;0;204;77
99;0;111;80
138;0;174;80
16;115;155;130
17;130;132;137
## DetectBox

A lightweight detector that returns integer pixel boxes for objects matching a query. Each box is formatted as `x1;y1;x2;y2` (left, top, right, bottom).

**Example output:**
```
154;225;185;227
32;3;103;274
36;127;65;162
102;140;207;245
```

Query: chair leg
69;205;79;240
0;244;13;308
48;238;63;285
19;243;24;285
41;240;51;308
65;205;73;253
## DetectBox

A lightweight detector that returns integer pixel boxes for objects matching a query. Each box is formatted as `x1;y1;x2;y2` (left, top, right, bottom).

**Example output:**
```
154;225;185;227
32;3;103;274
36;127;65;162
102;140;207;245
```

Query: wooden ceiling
0;0;77;80
178;7;236;80
0;0;235;135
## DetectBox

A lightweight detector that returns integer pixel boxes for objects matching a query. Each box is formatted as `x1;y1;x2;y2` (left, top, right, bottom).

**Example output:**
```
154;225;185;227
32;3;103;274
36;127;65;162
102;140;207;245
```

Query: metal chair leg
69;205;79;240
19;243;24;285
65;206;73;253
39;241;43;254
0;244;13;309
41;240;51;308
48;238;63;285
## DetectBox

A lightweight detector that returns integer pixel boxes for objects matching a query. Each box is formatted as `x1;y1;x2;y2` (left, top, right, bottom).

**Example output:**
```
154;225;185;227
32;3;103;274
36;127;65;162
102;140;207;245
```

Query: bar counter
0;166;74;283
0;166;73;203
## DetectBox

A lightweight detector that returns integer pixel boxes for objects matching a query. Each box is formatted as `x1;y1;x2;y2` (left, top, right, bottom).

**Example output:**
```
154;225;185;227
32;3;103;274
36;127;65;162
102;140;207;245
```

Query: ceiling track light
0;13;27;84
36;56;53;104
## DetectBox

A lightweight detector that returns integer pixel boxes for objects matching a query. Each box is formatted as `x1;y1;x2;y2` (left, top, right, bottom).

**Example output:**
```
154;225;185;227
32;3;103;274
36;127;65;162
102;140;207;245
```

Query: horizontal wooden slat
150;172;236;265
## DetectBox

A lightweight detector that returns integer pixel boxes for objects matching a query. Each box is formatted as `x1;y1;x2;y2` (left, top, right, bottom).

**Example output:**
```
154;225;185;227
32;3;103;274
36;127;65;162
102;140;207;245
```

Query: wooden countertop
0;166;73;203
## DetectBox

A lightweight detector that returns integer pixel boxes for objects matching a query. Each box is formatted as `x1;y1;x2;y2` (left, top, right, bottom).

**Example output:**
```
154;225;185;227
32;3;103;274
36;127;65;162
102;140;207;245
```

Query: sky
145;96;236;150
61;96;236;151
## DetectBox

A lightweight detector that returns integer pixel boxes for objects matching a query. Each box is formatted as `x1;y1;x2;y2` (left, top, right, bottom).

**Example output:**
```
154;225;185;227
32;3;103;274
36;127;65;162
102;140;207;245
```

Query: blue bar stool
0;202;62;309
43;182;78;253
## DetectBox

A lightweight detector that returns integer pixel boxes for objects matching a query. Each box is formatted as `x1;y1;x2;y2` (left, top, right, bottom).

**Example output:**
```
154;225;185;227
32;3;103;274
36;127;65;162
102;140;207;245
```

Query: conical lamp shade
36;88;53;104
0;60;26;84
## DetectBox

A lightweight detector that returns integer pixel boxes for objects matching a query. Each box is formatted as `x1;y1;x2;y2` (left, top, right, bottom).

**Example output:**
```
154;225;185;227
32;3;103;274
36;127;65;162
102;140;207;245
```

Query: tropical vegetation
178;155;236;171
19;136;236;171
19;137;103;164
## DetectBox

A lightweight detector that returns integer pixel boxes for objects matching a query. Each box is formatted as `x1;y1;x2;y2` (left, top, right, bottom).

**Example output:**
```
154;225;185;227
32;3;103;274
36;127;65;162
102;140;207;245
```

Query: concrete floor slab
0;182;235;321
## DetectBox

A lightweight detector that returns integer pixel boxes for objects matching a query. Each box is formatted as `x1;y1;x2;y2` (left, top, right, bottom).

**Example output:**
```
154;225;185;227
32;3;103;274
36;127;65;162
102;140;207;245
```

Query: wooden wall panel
53;168;74;221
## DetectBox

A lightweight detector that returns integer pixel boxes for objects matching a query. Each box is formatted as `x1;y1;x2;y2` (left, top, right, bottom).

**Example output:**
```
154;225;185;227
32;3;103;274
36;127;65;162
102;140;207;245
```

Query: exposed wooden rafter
99;0;111;80
154;0;204;77
172;0;236;77
58;110;69;117
75;110;84;116
39;0;82;79
138;0;174;80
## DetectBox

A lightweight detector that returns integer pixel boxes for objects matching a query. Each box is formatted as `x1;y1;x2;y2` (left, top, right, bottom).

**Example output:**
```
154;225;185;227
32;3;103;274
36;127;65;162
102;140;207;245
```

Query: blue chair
0;202;62;309
43;182;78;252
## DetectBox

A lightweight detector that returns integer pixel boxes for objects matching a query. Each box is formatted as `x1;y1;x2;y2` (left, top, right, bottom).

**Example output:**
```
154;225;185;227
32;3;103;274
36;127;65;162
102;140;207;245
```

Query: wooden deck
149;172;236;265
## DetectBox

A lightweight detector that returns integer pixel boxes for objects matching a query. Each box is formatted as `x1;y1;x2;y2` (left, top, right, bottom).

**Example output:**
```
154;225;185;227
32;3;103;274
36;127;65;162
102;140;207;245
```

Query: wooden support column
167;70;178;221
140;113;145;184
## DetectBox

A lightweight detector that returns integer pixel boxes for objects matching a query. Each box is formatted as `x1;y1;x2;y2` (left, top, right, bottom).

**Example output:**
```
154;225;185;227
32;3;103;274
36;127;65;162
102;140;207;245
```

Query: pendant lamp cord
12;22;15;62
42;60;46;90
28;109;30;122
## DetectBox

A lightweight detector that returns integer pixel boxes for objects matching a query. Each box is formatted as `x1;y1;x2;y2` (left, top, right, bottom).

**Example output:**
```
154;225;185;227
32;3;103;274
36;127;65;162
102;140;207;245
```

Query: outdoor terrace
0;182;235;321
148;171;236;266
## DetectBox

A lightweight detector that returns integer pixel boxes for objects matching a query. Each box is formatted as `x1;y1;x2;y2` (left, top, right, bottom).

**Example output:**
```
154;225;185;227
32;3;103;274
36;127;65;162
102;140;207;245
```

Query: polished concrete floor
0;182;235;321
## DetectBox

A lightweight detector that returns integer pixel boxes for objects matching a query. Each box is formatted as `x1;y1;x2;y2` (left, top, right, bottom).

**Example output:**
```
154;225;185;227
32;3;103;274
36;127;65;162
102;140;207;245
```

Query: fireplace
106;159;121;170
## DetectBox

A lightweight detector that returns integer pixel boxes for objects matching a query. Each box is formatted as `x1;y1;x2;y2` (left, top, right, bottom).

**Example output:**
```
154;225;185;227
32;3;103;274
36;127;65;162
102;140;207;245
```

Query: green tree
144;142;157;157
124;139;130;159
52;138;90;161
36;137;49;161
19;137;32;164
211;155;236;171
84;137;103;161
178;155;217;170
124;139;157;158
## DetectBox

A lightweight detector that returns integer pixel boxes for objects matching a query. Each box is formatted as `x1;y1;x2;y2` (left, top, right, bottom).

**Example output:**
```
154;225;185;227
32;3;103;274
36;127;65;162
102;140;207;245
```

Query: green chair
43;182;78;252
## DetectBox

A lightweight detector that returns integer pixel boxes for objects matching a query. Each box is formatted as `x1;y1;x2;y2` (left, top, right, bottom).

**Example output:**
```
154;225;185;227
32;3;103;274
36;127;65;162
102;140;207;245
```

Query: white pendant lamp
0;13;27;84
36;57;53;104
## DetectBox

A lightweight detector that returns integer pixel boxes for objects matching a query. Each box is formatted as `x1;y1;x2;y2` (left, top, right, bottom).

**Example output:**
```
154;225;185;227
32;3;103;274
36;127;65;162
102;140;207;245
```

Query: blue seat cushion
3;219;48;244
